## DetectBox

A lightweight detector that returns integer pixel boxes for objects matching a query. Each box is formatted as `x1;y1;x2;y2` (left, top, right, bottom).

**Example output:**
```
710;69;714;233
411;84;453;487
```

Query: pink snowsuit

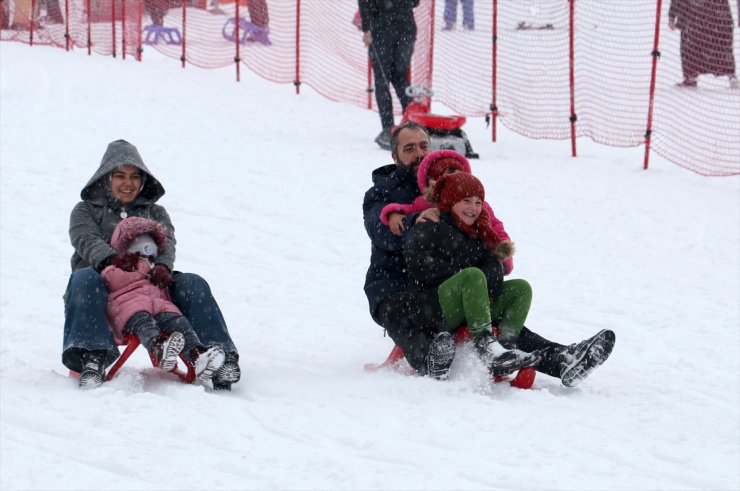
379;149;514;275
101;217;181;343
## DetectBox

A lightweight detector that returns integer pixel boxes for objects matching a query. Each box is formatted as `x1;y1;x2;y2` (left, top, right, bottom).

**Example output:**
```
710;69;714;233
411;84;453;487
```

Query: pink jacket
102;217;180;342
102;260;181;342
380;150;515;275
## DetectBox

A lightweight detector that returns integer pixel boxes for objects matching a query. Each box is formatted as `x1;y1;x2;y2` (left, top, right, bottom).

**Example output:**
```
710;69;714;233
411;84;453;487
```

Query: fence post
136;0;142;61
235;0;241;81
491;0;498;142
295;0;301;94
568;0;577;157
87;0;92;55
181;0;187;68
644;0;663;171
64;0;70;51
29;0;36;46
122;0;127;59
111;0;117;58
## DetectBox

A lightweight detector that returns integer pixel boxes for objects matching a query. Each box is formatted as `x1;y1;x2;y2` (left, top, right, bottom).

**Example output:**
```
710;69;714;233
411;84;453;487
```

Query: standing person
443;0;474;31
362;122;615;383
63;139;241;390
668;0;739;88
358;0;420;150
94;217;226;389
405;173;615;384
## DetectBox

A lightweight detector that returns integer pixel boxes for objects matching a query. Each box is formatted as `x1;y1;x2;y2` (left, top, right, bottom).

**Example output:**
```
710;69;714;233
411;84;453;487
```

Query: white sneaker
194;347;226;382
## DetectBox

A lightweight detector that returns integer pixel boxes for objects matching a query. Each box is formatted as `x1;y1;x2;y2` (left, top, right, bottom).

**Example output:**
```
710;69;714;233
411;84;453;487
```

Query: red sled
69;332;196;384
364;326;536;389
397;85;479;159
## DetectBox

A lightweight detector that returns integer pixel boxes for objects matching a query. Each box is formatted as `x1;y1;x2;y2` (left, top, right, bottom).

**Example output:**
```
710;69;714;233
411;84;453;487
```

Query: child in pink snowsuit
379;149;515;275
101;217;225;382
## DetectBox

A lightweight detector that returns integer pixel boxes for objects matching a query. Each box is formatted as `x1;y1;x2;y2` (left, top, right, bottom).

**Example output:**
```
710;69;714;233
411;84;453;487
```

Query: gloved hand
110;252;140;272
149;264;174;288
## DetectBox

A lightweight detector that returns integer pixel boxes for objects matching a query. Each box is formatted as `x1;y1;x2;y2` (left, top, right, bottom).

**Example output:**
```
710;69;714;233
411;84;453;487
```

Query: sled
142;24;182;45
365;326;537;389
399;85;479;159
69;332;196;383
222;17;271;45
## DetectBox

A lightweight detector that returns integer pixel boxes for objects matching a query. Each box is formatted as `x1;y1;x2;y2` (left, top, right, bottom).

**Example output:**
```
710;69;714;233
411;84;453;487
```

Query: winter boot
475;331;542;377
374;129;392;151
426;332;456;380
211;351;241;390
78;350;107;389
150;331;185;372
191;346;226;382
559;329;615;388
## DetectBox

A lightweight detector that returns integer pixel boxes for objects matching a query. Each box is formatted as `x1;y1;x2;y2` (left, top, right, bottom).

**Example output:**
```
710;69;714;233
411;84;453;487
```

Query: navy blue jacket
363;163;420;321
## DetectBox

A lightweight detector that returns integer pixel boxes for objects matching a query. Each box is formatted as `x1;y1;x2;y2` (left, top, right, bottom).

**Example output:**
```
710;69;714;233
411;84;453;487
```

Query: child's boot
151;331;185;372
190;346;226;382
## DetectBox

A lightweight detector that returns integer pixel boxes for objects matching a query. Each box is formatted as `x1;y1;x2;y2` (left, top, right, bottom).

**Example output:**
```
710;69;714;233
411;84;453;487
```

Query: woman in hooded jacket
63;139;241;390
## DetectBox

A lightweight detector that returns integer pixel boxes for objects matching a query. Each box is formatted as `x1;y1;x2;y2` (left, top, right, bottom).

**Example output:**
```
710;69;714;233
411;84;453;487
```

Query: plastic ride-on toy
365;326;536;389
399;85;479;159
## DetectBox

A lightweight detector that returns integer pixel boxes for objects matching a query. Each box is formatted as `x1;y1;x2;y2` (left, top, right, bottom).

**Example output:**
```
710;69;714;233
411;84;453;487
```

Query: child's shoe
151;332;185;372
191;346;226;382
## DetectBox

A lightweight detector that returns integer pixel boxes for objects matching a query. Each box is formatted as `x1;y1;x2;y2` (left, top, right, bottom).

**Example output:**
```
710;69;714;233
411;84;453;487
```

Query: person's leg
170;272;239;388
389;32;415;113
443;0;457;28
154;311;201;355
437;267;492;337
170;272;237;353
376;293;436;374
62;268;119;373
461;0;474;29
369;32;396;131
488;279;532;347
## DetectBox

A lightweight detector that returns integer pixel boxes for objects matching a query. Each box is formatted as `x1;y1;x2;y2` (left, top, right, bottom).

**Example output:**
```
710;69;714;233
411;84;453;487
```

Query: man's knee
65;268;106;304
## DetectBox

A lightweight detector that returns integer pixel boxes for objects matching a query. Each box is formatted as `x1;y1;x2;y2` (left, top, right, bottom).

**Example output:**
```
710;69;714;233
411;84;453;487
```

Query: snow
1;41;739;491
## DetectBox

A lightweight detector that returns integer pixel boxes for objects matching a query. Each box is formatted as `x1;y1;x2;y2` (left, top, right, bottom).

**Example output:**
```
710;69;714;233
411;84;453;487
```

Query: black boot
210;351;240;390
558;330;615;387
79;350;107;389
425;332;456;380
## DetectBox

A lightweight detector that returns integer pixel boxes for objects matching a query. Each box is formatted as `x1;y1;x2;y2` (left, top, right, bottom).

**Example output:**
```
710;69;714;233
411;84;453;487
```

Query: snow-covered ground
1;41;738;491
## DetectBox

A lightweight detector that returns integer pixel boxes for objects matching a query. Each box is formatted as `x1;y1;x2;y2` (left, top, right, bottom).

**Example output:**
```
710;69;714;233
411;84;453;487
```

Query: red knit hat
432;173;485;211
417;149;471;193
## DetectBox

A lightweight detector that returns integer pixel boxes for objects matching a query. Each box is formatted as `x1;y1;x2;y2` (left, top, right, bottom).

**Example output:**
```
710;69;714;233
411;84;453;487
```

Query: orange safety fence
2;0;738;176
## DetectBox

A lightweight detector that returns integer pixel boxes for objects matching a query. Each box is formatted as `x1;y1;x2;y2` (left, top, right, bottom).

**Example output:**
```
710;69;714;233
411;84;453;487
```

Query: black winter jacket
363;163;420;320
358;0;419;34
405;212;505;308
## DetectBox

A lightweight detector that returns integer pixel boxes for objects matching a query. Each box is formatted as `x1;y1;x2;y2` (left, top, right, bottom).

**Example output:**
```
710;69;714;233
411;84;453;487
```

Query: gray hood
80;139;165;205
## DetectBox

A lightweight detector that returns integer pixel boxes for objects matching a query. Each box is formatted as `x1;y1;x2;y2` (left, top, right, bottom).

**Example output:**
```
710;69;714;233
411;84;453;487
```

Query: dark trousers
124;311;201;360
369;28;416;130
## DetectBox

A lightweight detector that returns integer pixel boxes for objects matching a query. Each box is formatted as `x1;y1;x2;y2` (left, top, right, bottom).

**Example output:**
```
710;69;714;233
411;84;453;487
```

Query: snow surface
1;41;739;491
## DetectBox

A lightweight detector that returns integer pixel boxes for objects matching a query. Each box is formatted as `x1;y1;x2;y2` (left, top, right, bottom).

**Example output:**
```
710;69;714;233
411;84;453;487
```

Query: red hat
432;173;485;211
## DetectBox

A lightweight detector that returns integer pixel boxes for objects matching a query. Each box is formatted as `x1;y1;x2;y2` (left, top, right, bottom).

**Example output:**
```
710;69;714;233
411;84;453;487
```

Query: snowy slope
1;41;739;491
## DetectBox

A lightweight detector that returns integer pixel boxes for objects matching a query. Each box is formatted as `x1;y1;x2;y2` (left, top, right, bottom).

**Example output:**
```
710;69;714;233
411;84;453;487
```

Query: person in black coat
358;0;420;149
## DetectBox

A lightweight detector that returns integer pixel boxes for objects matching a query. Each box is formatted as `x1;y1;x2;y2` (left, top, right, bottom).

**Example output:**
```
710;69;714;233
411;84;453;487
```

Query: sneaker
730;76;739;89
426;332;456;380
191;346;226;382
676;79;697;88
212;352;241;390
78;350;106;389
374;129;392;151
475;331;541;377
559;329;615;388
151;332;185;372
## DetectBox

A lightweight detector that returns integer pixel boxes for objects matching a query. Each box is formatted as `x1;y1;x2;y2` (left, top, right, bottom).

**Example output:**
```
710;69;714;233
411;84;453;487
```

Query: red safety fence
2;0;738;176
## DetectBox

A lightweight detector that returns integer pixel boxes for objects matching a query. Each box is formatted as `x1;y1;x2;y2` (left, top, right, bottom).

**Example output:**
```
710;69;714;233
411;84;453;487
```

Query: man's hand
415;208;440;224
362;31;372;47
388;212;406;235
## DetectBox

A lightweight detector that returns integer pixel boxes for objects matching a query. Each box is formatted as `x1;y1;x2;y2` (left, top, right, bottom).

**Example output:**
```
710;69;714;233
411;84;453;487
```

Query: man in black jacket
362;123;616;385
358;0;420;150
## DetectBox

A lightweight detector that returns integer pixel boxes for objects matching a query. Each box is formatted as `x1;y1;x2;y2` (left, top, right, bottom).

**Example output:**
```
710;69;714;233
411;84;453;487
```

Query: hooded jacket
101;217;181;341
358;0;419;35
68;139;176;272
